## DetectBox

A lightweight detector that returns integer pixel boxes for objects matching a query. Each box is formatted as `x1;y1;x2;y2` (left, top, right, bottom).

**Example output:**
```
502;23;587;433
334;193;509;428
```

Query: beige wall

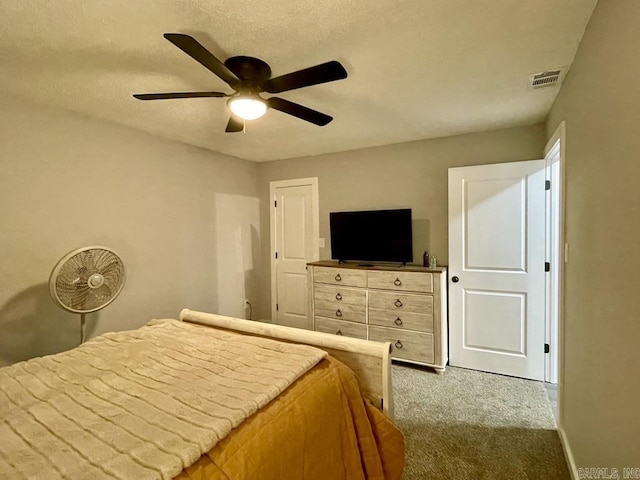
0;95;261;366
546;0;640;470
257;124;546;319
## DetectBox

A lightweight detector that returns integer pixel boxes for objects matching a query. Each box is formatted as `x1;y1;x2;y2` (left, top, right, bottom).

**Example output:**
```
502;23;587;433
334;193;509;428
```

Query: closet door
271;178;319;329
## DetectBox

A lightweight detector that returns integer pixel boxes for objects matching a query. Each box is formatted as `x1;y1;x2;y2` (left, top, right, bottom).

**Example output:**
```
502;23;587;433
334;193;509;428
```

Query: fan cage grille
50;247;125;313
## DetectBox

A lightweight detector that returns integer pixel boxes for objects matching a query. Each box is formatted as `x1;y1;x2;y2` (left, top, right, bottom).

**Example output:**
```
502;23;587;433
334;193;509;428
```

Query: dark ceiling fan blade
225;115;244;133
267;97;333;126
261;61;347;94
163;33;240;88
133;91;229;100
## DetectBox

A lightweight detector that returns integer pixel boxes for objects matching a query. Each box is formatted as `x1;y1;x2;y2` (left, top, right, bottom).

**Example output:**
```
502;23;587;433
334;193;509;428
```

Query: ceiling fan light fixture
228;95;267;120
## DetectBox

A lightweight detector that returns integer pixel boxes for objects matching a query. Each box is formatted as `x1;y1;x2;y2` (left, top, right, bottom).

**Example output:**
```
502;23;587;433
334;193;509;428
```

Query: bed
0;309;405;479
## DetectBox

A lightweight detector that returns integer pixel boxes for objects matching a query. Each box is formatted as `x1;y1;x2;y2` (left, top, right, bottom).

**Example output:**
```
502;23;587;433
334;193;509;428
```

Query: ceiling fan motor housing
225;56;272;86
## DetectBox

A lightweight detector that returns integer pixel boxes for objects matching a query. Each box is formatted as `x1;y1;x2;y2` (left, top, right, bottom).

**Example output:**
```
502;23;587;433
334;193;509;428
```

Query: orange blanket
176;356;405;480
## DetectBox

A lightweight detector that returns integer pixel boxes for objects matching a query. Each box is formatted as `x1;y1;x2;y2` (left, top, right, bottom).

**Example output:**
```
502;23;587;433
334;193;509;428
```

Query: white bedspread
0;319;326;480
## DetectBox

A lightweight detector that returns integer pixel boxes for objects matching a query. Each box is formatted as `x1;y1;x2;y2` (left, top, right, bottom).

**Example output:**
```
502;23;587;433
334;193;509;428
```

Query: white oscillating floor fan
49;246;126;343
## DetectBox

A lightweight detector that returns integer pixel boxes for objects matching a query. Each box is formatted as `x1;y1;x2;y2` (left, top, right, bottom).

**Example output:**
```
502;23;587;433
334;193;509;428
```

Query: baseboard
558;426;578;480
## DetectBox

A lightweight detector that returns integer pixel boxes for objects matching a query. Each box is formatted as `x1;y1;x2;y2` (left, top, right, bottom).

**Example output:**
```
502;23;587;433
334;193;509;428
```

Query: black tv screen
330;209;413;263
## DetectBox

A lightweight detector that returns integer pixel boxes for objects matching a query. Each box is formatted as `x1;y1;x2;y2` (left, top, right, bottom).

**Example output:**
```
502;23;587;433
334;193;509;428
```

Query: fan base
225;56;271;83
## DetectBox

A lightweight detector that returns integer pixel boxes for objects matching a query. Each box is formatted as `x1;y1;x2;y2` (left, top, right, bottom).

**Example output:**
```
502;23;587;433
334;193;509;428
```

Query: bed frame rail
179;309;393;419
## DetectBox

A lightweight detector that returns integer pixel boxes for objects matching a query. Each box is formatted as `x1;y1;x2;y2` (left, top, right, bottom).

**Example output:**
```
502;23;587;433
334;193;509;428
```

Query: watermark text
578;468;640;479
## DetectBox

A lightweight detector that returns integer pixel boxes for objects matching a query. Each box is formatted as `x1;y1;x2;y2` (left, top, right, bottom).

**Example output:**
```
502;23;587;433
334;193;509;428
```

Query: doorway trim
269;177;320;323
543;121;566;383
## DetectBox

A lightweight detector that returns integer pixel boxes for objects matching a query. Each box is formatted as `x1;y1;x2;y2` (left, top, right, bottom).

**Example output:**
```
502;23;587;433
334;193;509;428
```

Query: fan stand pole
80;313;86;344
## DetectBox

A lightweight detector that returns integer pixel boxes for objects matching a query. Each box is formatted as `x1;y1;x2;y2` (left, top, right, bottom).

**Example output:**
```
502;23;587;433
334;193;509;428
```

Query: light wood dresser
307;260;448;373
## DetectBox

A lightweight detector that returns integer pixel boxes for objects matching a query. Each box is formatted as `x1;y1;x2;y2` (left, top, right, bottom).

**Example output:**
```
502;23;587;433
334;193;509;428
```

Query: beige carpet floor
393;364;570;480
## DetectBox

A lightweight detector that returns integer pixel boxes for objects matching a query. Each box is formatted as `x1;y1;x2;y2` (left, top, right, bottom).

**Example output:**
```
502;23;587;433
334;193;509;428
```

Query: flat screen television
330;208;413;264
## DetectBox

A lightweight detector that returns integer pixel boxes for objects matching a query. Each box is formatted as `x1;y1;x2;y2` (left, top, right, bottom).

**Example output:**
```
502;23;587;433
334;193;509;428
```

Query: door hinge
545;262;550;272
275;252;278;259
545;180;551;191
274;200;277;207
276;303;279;311
544;343;550;354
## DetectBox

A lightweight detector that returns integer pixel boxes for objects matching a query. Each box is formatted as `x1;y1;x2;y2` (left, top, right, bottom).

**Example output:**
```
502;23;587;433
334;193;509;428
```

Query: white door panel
278;271;308;326
449;160;546;380
463;290;526;354
282;194;307;257
271;179;319;329
465;177;527;271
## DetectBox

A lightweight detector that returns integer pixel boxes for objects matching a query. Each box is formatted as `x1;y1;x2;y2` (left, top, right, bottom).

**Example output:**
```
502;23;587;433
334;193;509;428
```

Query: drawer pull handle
394;278;402;286
395;340;404;349
335;274;342;282
394;317;403;326
336;330;343;336
335;293;342;301
394;299;403;308
335;309;343;317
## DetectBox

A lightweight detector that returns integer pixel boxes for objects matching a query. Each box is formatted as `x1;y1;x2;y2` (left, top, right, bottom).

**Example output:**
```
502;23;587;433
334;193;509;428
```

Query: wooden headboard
179;309;394;419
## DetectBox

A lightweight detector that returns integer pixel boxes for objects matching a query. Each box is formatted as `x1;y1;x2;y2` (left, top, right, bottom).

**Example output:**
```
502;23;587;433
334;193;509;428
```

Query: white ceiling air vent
529;69;563;89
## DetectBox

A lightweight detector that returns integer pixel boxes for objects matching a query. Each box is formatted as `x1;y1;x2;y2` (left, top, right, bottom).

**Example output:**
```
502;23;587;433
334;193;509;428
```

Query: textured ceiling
0;0;597;162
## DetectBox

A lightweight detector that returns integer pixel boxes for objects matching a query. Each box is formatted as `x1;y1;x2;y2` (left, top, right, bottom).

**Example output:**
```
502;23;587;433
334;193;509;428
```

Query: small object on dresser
422;251;429;267
429;255;437;269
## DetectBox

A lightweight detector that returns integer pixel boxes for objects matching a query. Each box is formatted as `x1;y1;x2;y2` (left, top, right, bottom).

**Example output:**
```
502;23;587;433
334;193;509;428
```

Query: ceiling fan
133;34;348;132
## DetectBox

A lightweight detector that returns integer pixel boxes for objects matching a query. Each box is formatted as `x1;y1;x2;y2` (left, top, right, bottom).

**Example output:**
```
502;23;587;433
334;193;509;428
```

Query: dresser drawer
368;308;434;333
368;291;433;315
313;266;367;287
314;285;366;307
369;326;434;364
368;270;433;293
314;301;366;323
315;317;367;339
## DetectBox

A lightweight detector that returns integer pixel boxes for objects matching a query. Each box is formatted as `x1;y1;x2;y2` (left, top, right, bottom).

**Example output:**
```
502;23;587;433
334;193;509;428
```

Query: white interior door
270;178;319;329
448;160;546;380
